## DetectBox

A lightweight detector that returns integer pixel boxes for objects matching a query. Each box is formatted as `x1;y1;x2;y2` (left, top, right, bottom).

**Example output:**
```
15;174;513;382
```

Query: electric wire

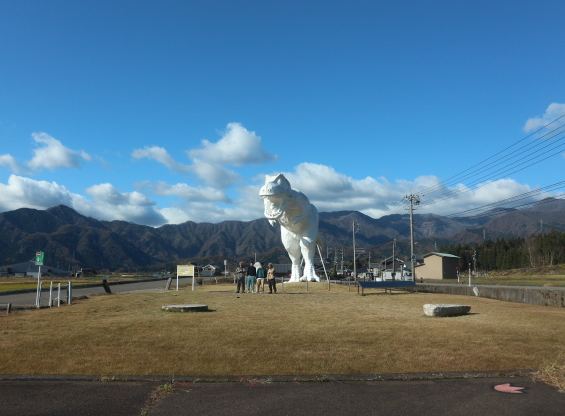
420;128;565;207
363;114;565;258
418;115;565;197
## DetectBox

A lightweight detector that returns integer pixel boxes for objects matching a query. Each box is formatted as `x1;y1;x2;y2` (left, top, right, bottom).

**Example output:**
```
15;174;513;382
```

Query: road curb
0;369;536;384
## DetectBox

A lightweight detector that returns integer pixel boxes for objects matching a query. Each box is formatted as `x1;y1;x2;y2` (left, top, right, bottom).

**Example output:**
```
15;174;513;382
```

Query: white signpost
35;251;44;308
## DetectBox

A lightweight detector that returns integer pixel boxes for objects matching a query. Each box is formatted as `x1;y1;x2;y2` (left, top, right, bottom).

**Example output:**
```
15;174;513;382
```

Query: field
2;282;565;378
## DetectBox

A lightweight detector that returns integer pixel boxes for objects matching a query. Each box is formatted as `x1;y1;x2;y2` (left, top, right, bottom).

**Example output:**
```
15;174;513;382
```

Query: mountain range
1;198;564;271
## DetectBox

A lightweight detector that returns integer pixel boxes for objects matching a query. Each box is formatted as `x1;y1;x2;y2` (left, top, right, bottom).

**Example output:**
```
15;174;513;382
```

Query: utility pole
352;220;360;282
340;247;344;278
392;238;396;281
405;193;420;283
368;252;371;281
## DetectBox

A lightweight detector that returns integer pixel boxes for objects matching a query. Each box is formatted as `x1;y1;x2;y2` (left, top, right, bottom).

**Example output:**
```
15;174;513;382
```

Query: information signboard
177;265;195;277
176;265;195;291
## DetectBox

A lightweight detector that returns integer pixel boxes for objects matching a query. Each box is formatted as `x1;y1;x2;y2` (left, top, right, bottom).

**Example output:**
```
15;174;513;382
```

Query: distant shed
417;252;460;280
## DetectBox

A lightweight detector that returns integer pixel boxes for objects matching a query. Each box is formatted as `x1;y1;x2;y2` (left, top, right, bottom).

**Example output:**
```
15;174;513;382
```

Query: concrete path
1;374;564;416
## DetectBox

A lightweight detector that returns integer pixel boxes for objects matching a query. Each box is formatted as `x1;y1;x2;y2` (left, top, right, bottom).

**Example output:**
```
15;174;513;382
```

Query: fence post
36;282;43;308
102;279;112;294
67;281;72;305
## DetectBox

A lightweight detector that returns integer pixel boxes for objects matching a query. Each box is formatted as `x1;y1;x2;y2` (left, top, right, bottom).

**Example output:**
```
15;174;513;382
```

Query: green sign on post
35;251;44;265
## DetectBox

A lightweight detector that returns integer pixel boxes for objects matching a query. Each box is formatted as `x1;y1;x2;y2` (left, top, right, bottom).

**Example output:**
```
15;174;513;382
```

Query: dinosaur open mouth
262;194;289;219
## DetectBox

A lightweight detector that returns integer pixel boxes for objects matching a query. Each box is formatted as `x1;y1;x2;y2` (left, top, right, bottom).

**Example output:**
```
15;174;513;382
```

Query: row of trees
439;230;565;272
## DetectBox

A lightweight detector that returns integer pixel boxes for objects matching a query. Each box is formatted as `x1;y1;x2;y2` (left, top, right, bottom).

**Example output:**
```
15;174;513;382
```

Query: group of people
235;262;277;294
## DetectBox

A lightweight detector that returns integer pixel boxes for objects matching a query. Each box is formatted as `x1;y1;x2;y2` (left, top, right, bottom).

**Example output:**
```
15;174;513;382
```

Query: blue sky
1;0;564;226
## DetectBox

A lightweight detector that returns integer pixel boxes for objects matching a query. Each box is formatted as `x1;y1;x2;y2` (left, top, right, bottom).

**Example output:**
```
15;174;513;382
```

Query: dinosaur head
259;174;292;220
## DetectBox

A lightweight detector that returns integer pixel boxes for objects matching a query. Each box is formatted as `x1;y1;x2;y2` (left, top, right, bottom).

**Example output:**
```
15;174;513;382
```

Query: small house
201;264;221;277
416;252;460;280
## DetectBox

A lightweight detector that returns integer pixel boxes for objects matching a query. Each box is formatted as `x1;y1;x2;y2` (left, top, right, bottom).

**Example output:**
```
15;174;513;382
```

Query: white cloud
258;163;544;220
0;174;75;212
136;180;231;203
0;175;167;226
524;103;565;133
0;126;555;227
85;183;155;206
132;123;277;189
189;122;278;166
0;154;24;174
421;179;533;216
27;132;92;171
190;160;242;188
131;146;192;174
159;207;192;224
78;183;166;226
276;163;408;214
161;201;261;224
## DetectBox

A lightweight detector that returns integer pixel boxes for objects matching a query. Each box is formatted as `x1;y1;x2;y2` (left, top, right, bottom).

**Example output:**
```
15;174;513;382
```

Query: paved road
0;277;195;308
1;374;564;416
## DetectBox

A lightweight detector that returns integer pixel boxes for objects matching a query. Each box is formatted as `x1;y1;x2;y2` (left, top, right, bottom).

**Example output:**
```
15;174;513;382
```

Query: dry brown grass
2;282;565;377
533;353;565;392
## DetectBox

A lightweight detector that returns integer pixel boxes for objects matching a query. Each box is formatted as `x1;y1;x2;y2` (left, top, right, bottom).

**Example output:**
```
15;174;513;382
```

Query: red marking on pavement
494;383;526;394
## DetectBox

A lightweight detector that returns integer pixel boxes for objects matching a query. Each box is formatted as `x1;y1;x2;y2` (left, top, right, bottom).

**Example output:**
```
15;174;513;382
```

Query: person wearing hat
256;262;266;293
266;263;277;294
235;262;246;293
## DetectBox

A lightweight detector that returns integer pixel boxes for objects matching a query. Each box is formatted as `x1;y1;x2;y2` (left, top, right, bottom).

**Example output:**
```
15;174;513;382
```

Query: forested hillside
440;230;565;272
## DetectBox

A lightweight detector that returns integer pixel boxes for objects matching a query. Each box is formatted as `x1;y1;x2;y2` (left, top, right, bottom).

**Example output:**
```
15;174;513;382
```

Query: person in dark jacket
246;262;257;293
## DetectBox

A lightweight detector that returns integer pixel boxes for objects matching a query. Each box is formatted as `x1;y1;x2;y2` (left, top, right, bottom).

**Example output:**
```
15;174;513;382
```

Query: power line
421;127;565;207
365;183;565;254
374;114;565;221
418;115;565;198
365;114;565;253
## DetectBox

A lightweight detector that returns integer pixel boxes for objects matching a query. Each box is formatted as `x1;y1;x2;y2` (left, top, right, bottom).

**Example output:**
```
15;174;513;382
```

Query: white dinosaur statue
259;173;320;282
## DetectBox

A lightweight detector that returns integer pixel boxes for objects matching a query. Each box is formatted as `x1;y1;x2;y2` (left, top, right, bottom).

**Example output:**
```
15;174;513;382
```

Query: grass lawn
2;282;565;377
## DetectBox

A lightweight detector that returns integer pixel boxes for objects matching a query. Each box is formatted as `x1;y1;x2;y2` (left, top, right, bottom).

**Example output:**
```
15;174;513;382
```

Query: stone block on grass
162;304;209;312
423;304;471;317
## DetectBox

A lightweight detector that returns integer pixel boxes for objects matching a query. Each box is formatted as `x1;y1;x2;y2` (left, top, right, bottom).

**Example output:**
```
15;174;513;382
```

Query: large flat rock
423;304;471;317
162;304;209;312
